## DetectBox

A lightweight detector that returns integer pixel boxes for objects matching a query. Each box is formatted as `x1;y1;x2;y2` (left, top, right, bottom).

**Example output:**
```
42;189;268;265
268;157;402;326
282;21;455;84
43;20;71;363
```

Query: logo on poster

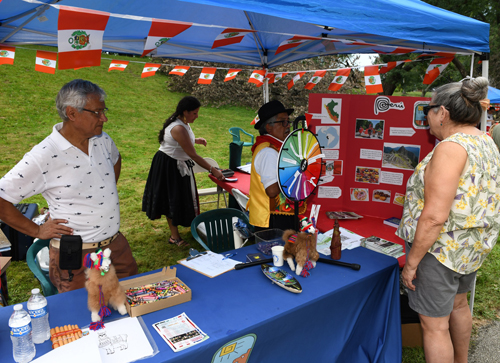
374;96;405;115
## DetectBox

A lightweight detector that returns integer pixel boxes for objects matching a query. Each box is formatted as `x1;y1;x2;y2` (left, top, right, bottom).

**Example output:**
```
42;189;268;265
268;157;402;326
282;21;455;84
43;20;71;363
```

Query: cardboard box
120;266;191;317
402;323;423;347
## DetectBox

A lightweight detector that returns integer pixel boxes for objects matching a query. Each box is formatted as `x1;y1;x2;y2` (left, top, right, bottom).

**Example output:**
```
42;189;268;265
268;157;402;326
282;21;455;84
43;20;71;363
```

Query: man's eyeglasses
82;108;108;117
270;119;290;127
422;104;441;116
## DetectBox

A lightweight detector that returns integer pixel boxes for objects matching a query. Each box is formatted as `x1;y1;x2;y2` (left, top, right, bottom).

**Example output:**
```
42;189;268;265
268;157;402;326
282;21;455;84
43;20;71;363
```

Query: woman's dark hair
431;77;489;125
158;96;201;143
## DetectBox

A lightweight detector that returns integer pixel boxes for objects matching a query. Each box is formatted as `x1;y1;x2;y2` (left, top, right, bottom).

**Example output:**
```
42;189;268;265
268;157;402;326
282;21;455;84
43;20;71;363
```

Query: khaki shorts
406;241;476;318
49;232;138;293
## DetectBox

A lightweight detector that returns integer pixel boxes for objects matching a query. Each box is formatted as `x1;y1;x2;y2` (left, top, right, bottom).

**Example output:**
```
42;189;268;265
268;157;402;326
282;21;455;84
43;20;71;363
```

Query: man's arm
0;197;73;239
114;153;122;183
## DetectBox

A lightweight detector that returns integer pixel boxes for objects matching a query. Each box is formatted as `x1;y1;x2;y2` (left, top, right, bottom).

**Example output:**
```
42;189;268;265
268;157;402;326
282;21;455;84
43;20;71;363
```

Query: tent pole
469;54;474;78
264;56;269;103
480;56;489;132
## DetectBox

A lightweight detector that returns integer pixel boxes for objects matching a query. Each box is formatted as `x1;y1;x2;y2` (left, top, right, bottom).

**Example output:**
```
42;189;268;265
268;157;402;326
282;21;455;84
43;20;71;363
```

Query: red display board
308;94;435;220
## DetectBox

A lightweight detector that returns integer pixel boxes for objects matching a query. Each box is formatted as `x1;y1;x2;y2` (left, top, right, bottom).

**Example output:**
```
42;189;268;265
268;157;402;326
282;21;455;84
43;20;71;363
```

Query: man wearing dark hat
248;100;306;231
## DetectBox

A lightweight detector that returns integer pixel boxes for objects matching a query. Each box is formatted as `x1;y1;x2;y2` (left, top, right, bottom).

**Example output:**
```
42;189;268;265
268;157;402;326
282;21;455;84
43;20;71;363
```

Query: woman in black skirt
142;96;225;247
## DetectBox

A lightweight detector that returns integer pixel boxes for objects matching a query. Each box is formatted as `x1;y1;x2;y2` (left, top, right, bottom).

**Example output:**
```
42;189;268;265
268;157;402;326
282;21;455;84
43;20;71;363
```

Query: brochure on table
308;94;436;221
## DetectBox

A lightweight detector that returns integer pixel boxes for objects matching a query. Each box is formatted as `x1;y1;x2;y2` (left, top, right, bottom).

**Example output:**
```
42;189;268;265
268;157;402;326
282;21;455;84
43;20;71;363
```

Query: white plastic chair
192;157;227;208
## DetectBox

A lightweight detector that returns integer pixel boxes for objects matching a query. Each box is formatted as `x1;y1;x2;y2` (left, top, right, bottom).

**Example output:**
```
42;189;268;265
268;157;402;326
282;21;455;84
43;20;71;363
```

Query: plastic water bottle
9;304;36;363
27;288;50;344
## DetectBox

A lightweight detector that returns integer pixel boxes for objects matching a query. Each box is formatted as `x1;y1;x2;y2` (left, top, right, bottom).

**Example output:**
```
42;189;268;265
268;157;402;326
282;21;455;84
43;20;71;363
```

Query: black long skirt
142;151;199;227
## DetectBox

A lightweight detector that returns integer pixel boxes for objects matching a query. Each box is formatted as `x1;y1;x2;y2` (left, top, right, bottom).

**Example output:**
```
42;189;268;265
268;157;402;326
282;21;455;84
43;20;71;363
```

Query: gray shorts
406;242;476;318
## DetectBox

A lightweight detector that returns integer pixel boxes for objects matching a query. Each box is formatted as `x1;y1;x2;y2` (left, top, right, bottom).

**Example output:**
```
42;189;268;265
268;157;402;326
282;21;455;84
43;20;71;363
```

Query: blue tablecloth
0;245;401;362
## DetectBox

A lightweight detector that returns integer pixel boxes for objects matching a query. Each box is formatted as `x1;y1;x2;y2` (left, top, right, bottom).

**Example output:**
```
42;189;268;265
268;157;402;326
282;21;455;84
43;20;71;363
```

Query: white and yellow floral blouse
396;133;500;274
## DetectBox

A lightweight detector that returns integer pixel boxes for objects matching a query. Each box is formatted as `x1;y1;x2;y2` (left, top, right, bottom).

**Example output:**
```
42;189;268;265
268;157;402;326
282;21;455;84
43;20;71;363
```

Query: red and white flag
364;65;383;94
57;6;110;70
141;19;192;57
141;63;160;78
35;50;57;74
287;72;305;90
224;68;241;82
0;45;16;65
379;60;410;74
212;28;256;49
304;70;326;90
250;115;259;126
374;47;416;55
169;65;190;76
198;67;216;84
108;59;129;72
275;35;321;55
328;68;351;91
267;72;288;84
248;70;266;87
423;57;454;85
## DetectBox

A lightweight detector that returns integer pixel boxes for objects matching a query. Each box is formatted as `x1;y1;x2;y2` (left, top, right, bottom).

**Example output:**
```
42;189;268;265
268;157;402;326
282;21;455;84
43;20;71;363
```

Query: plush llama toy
282;217;320;277
84;248;127;329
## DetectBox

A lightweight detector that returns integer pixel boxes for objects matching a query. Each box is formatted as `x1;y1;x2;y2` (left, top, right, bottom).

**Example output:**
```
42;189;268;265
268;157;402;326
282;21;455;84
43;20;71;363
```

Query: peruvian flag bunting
35;50;57;74
275;35;321;55
141;19;192;57
108;59;129;72
287;72;305;90
224;68;241;82
374;47;416;54
304;70;326;90
379;60;410;74
364;65;383;94
267;72;288;84
212;28;256;49
0;45;16;65
248;70;266;87
198;67;216;84
250;115;259;126
141;63;160;78
57;6;110;70
423;57;454;85
169;65;190;76
328;68;351;91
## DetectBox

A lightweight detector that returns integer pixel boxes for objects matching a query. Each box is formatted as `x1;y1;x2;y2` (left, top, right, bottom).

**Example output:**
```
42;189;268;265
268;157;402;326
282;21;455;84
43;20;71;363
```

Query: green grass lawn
1;47;499;363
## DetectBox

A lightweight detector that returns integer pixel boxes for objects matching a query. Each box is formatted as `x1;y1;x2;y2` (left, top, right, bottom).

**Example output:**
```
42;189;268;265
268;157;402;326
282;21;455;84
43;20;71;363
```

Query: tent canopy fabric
0;0;490;68
489;86;500;104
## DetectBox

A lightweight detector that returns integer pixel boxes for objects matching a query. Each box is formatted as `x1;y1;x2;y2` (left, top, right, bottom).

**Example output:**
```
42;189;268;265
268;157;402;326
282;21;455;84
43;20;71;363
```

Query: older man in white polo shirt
0;79;137;292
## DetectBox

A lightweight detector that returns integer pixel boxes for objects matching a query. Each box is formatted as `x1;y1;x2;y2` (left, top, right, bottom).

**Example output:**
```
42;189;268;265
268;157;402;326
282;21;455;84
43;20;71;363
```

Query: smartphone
59;235;83;270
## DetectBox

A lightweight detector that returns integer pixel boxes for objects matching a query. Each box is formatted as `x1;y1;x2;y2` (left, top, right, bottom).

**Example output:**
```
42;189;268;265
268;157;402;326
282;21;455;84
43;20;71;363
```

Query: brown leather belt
50;232;120;250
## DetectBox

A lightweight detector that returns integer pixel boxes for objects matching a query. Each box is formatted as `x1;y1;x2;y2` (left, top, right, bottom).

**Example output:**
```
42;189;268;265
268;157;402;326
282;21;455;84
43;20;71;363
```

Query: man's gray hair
56;79;106;121
258;115;277;136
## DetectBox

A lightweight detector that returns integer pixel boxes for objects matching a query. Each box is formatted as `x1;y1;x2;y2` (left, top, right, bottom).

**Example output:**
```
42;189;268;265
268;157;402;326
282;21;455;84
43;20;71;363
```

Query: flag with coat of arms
275;35;321;55
141;63;161;78
57;6;110;70
35;50;57;74
108;60;129;72
364;66;383;94
423;57;454;85
0;45;16;65
224;69;241;82
141;19;192;57
198;67;216;84
287;72;305;90
379;60;410;74
169;65;190;76
328;68;351;91
304;71;326;90
248;70;266;87
267;72;288;84
212;28;256;49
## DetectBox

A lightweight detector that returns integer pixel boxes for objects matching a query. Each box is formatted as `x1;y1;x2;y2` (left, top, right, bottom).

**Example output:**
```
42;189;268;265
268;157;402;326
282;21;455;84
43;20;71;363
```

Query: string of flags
0;42;455;93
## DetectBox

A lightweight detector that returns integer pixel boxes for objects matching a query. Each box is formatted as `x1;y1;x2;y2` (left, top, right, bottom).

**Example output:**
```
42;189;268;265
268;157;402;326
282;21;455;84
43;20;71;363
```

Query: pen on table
222;253;237;260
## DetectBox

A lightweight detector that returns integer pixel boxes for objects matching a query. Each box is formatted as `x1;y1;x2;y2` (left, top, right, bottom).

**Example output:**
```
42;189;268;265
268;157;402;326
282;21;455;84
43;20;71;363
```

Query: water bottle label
11;323;32;337
29;306;47;319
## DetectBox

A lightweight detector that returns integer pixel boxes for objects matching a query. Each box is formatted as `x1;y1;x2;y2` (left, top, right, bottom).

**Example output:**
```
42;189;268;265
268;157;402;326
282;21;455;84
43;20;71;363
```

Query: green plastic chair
191;208;252;253
229;127;254;147
26;238;58;296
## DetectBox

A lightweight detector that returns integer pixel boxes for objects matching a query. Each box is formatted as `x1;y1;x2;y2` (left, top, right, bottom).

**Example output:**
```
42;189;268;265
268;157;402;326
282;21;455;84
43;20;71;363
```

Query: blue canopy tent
488;86;500;104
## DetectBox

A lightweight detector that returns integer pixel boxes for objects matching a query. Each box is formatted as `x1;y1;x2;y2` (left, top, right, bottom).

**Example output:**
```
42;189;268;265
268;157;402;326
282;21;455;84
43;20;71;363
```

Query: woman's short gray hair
56;79;106;121
258;115;278;135
431;77;489;125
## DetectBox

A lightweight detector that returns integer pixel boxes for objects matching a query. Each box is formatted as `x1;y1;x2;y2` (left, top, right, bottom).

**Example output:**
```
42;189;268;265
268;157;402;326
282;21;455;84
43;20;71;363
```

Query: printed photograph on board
321;98;342;123
382;143;421;170
350;188;369;201
316;125;340;149
393;192;405;206
414;101;430;129
372;189;391;203
355;119;384;139
355;166;380;184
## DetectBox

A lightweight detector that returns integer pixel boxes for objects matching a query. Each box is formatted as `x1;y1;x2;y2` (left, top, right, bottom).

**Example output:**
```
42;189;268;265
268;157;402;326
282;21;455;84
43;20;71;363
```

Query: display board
308;94;435;219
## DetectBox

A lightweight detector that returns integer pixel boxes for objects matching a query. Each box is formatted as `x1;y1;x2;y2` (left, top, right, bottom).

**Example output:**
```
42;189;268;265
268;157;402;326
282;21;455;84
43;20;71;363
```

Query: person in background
248;100;306;231
397;77;500;363
0;79;138;293
142;96;224;247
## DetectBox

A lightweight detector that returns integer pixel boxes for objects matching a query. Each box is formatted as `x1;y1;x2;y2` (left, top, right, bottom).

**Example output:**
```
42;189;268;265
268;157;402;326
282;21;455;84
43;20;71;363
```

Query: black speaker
0;203;38;261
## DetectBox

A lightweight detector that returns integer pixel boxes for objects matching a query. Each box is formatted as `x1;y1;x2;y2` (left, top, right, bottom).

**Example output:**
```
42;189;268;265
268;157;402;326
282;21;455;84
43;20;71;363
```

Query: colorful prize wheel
277;128;324;201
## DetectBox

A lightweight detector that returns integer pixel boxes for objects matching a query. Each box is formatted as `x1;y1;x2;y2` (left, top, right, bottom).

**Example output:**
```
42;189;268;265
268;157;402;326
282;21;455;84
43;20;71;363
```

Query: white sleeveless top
158;119;195;161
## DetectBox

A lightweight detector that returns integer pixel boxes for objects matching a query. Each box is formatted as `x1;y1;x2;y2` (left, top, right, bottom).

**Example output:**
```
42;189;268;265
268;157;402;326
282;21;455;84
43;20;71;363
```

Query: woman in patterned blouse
396;77;500;363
